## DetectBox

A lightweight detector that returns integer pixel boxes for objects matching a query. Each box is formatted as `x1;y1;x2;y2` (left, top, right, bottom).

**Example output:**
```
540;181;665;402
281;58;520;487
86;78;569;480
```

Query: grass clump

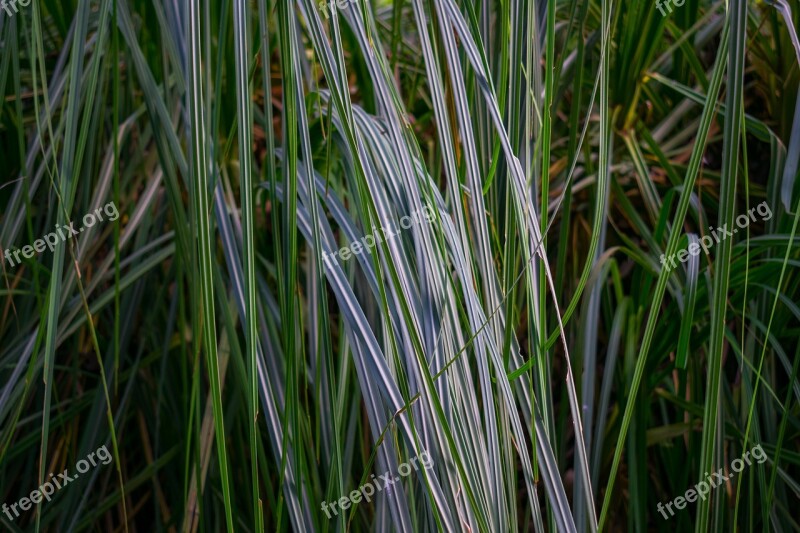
1;0;799;531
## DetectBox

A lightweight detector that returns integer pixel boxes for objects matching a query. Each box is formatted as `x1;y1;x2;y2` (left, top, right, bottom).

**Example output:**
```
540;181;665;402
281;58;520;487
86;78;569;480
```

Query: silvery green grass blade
187;0;234;528
695;1;746;529
231;0;263;528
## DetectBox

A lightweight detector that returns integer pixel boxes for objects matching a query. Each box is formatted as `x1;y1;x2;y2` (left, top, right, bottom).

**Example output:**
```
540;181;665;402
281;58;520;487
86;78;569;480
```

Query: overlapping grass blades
1;0;798;530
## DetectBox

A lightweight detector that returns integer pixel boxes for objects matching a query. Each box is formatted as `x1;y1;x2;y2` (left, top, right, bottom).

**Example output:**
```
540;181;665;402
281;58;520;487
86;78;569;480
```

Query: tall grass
0;0;798;531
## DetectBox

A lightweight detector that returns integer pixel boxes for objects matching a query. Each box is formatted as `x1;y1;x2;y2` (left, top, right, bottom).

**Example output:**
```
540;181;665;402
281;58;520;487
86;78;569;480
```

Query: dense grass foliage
1;0;799;531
